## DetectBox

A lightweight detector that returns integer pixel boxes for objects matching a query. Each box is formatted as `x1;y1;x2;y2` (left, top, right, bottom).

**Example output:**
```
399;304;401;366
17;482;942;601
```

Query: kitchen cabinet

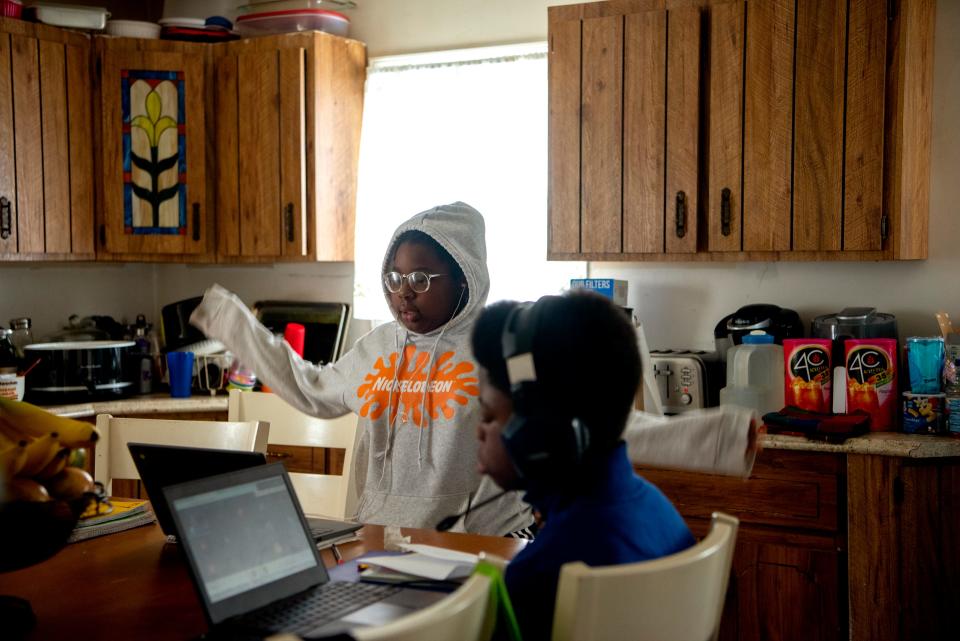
214;32;365;262
639;449;845;641
548;0;934;261
637;443;960;641
93;37;213;260
0;18;94;261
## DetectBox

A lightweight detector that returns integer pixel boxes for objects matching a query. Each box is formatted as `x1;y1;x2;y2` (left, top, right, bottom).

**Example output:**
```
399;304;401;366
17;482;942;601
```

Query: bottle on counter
226;358;257;391
131;314;154;395
719;330;785;416
0;328;19;399
9;317;33;360
944;340;960;437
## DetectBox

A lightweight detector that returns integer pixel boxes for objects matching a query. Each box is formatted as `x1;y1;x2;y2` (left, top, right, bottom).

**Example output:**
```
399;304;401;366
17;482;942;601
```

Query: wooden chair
551;512;739;641
352;573;493;641
227;389;360;519
93;414;270;497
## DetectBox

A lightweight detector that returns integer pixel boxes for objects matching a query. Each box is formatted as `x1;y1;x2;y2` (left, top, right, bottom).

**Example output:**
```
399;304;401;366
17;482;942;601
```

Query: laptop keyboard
310;526;336;540
244;581;401;635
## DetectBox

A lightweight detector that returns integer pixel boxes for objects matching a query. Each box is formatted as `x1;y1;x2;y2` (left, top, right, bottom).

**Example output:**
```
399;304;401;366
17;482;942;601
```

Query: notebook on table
128;443;362;543
162;462;445;638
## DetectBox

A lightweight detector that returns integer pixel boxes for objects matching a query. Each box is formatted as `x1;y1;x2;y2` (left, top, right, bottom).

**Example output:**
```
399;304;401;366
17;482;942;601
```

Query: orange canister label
846;339;898;431
783;339;833;412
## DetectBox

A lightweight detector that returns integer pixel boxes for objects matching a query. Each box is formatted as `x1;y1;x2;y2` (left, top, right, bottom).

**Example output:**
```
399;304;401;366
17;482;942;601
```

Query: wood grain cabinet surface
0;23;365;265
94;38;212;260
638;447;960;641
213;32;366;263
0;18;94;261
548;0;935;262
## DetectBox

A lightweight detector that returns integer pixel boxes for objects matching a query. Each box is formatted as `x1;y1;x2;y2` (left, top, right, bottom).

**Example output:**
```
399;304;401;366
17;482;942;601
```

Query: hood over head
382;202;489;334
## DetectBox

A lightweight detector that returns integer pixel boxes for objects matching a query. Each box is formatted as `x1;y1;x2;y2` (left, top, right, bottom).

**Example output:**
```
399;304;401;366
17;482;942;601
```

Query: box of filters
569;279;628;307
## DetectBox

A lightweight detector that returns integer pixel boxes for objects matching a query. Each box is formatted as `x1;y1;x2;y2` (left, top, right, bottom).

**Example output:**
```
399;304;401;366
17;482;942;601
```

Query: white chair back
552;512;739;641
93;414;269;495
352;573;492;641
227;390;359;519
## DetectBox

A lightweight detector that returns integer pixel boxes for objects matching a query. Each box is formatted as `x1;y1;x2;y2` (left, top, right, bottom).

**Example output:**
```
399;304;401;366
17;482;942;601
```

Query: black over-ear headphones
499;297;591;483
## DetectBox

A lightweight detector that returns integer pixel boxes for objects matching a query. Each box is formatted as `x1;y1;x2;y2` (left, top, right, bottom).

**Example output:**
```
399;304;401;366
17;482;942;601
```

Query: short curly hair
471;291;640;449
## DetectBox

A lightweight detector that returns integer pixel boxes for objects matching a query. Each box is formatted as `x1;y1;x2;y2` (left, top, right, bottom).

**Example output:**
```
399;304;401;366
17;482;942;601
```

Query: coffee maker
714;304;804;360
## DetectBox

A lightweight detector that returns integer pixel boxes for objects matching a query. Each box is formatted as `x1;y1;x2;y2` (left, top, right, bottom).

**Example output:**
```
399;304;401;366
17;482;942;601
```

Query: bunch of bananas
0;397;98;504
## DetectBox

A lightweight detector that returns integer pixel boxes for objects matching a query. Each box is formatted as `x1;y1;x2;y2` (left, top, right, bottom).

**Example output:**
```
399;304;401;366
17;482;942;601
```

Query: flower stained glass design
121;70;187;235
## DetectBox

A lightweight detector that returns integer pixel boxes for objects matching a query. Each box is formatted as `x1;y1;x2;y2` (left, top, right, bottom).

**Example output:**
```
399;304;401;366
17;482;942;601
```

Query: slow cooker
24;340;136;404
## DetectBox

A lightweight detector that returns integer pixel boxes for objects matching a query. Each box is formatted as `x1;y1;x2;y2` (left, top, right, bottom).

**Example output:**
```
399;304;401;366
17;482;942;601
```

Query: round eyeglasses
383;271;447;294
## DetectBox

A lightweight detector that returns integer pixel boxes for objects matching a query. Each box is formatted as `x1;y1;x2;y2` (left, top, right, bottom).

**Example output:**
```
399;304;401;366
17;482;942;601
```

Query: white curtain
353;43;585;320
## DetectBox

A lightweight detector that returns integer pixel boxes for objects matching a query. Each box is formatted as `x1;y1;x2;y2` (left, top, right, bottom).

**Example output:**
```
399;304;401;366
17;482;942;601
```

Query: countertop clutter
41;394;960;459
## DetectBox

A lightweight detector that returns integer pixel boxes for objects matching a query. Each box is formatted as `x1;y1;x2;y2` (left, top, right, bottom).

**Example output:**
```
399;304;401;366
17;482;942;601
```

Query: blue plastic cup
166;351;195;398
906;337;944;394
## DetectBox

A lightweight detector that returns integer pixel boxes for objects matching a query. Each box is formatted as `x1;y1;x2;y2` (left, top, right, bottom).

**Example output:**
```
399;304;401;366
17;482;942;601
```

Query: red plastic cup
261;323;306;393
2;0;22;19
283;323;306;357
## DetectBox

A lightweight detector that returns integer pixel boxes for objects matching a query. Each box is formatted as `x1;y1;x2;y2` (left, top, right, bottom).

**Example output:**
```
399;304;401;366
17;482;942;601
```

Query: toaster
649;350;725;414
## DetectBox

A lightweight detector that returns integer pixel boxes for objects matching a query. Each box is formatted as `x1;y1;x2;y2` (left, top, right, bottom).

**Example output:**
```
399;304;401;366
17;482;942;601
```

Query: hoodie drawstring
376;328;408;491
417;286;466;469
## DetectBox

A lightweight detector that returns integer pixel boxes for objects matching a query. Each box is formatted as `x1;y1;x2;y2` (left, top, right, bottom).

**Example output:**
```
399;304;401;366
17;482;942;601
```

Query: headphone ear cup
501;411;591;483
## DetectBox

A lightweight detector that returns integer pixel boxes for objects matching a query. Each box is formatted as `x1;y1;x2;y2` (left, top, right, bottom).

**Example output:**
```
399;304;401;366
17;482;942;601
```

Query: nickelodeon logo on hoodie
357;345;479;427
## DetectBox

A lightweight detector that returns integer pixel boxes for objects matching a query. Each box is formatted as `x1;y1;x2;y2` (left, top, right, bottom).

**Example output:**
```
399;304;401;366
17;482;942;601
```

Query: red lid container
2;0;23;19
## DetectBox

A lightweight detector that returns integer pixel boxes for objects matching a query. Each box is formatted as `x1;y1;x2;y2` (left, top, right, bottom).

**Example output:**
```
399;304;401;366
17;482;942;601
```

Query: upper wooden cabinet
0;18;94;261
90;32;364;263
548;0;935;261
94;38;212;260
213;32;365;262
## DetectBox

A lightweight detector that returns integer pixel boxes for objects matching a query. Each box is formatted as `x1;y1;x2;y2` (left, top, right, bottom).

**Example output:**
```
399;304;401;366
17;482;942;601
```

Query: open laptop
128;443;362;544
163;462;445;638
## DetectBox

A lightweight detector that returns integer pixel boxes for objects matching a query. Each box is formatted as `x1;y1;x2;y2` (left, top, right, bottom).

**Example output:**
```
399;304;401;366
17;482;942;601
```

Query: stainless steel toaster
649;350;725;414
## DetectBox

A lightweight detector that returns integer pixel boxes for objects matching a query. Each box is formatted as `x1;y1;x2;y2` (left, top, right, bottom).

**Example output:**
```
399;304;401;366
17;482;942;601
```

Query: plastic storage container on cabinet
235;8;349;37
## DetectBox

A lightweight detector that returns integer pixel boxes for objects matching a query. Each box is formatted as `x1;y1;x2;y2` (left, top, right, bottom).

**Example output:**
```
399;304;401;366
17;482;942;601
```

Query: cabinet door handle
0;196;10;240
266;450;293;459
675;191;687;239
721;188;732;236
284;203;294;243
192;203;200;242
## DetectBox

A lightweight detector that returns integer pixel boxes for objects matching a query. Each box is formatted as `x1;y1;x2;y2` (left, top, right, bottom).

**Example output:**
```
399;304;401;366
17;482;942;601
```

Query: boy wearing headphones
472;292;695;641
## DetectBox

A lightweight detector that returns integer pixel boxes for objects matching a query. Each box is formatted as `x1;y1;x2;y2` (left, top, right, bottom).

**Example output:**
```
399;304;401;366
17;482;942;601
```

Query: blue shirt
504;442;695;641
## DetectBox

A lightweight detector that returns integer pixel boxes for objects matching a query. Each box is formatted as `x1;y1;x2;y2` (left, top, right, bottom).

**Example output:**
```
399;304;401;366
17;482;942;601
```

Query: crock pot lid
25;341;137;350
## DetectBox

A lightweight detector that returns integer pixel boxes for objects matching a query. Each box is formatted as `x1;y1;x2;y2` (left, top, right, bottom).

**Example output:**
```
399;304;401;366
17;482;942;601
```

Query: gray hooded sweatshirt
190;202;532;535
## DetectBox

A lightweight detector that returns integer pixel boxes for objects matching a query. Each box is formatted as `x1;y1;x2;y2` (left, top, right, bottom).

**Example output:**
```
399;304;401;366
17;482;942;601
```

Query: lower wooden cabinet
639;447;960;641
638;449;846;641
265;443;344;475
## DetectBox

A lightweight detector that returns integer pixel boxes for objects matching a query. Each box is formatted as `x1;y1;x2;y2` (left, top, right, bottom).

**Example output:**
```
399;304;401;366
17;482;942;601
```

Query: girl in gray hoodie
191;202;533;535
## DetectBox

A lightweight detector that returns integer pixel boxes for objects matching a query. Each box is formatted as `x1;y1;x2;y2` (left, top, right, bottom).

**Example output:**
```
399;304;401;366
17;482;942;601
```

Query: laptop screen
128;443;267;536
164;463;329;625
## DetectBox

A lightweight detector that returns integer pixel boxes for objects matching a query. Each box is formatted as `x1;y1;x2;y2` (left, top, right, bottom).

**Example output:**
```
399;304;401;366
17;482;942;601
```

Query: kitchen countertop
762;431;960;458
42;393;227;418
43;396;960;458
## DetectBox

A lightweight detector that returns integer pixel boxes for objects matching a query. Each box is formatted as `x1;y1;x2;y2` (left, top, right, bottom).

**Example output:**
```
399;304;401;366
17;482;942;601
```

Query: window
353;43;585;320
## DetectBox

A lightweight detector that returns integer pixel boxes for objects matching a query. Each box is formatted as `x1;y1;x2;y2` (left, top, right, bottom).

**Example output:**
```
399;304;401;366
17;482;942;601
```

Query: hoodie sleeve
189;284;354;418
623;406;757;477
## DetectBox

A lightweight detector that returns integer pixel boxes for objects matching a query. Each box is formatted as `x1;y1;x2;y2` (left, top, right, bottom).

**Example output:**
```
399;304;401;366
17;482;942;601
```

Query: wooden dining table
0;520;528;641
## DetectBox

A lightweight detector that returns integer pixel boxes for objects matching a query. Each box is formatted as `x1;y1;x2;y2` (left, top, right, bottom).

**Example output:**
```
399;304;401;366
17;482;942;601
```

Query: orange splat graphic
356;346;478;428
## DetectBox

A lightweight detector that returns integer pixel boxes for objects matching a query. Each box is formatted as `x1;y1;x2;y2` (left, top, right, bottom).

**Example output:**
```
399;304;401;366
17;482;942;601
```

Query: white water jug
719;331;785;415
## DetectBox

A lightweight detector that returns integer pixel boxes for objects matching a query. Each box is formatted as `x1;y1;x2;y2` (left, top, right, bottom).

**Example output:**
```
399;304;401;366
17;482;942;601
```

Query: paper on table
398;544;479;564
363;544;478;581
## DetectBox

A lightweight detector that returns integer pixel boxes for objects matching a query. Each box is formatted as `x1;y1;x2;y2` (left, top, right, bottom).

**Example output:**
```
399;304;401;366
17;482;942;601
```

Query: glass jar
0;328;17;373
9;317;33;360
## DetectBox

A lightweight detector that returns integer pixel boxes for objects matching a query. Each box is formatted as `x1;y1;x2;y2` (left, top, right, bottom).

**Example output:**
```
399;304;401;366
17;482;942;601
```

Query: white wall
0;0;956;351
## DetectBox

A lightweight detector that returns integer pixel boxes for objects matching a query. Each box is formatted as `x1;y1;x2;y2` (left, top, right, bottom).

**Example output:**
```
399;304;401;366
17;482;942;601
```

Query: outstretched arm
623;406;759;477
